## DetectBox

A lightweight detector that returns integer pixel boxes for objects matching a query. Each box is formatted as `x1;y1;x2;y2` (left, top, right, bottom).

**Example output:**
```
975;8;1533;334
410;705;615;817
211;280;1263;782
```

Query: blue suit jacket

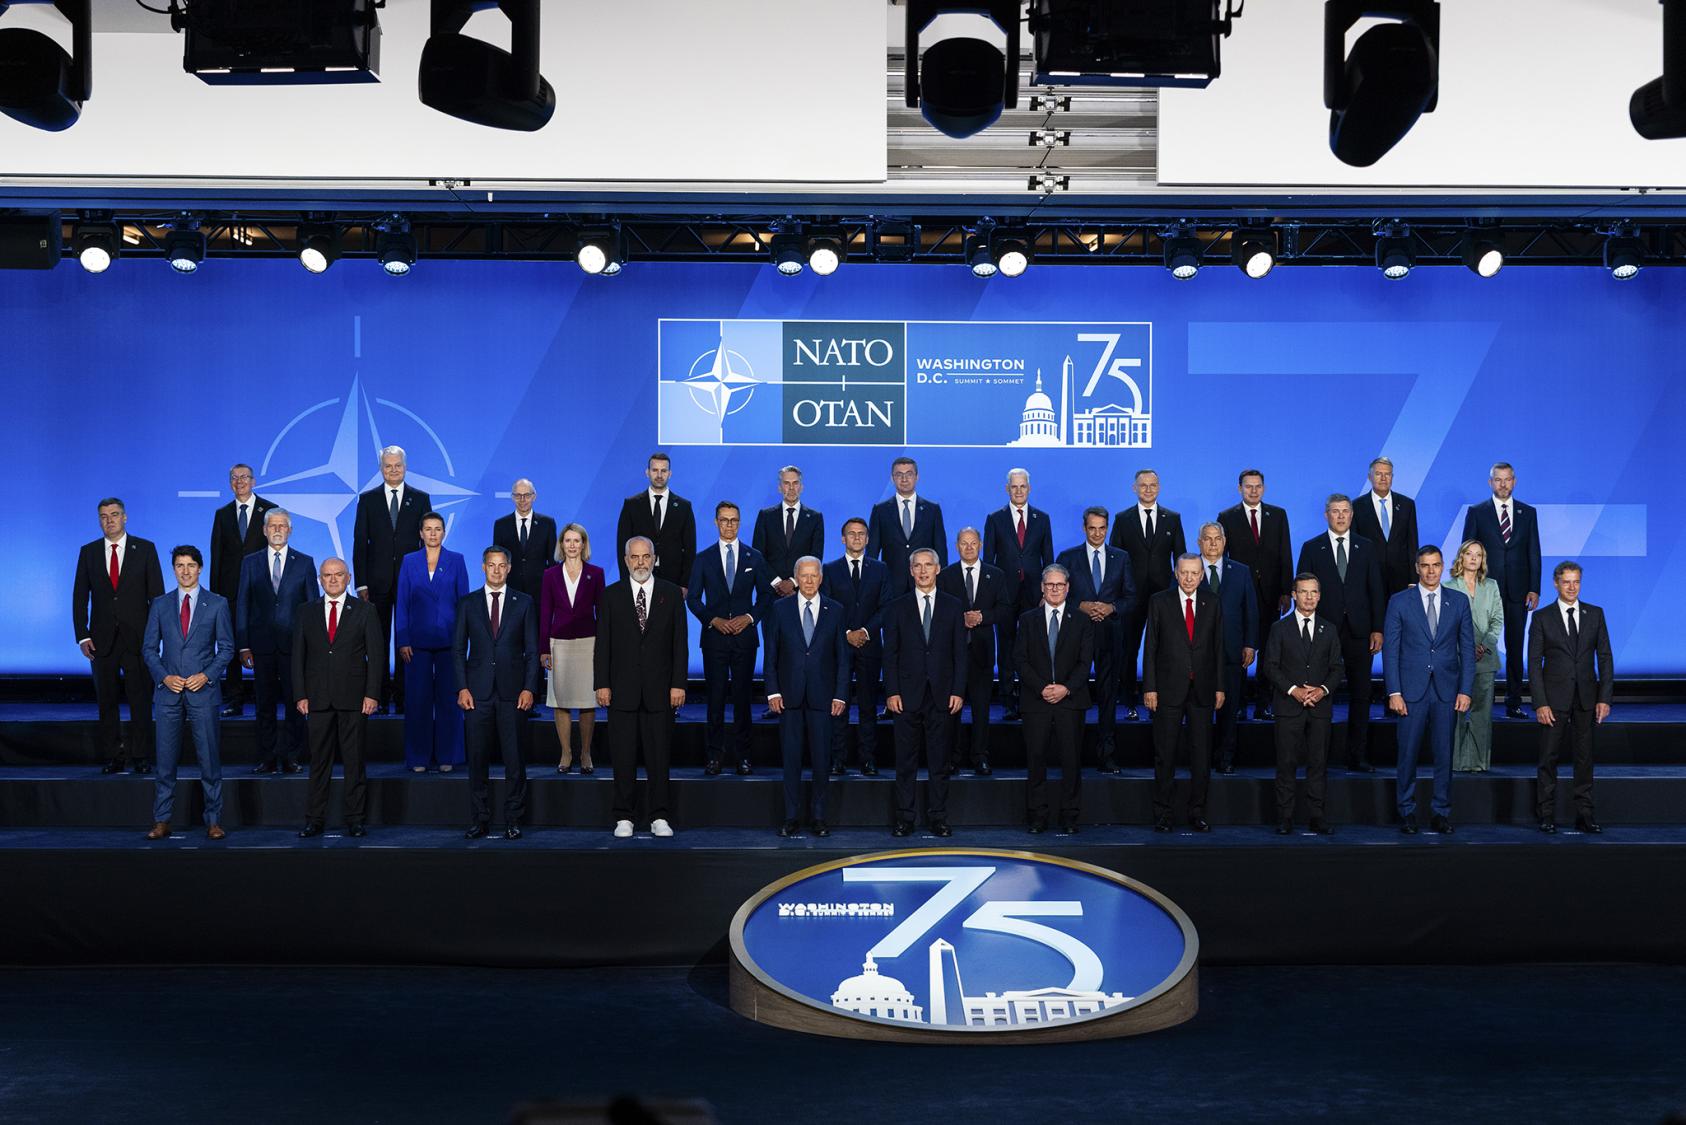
821;555;889;642
1199;556;1260;666
867;495;948;597
763;595;851;710
1056;542;1136;624
236;546;316;654
982;504;1055;606
881;589;968;710
1461;498;1542;603
452;587;541;702
143;588;234;702
1383;585;1477;703
394;548;470;651
686;542;776;652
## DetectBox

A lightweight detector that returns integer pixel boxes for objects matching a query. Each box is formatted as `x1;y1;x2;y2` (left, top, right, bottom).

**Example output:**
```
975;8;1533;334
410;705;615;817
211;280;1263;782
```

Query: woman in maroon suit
540;523;605;772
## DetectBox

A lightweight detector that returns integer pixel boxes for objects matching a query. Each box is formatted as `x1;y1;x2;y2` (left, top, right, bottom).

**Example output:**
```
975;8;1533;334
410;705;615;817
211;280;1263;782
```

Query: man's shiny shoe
1124;708;1140;722
1189;817;1211;833
465;823;489;840
891;820;913;838
1255;706;1274;721
1097;757;1121;775
1027;816;1047;835
929;820;953;838
101;757;127;775
974;758;992;776
220;703;242;718
282;760;303;775
1505;705;1530;719
207;824;226;841
1217;760;1236;775
133;760;153;775
346;823;367;838
861;761;879;777
1309;818;1333;835
1575;817;1603;834
778;820;801;838
1059;818;1080;835
146;821;170;840
1276;821;1293;835
503;825;522;840
252;760;278;775
1152;817;1172;833
810;821;831;838
1348;758;1376;773
1430;815;1454;834
1001;706;1021;723
735;759;753;776
703;761;722;777
829;762;845;777
1539;819;1558;834
298;822;324;838
1400;816;1419;835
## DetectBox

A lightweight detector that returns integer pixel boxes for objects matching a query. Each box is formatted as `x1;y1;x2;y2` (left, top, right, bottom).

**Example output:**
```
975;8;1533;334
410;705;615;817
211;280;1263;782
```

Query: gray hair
956;526;981;543
1198;521;1225;540
779;465;803;480
263;507;292;527
1369;456;1394;471
1490;461;1514;476
1041;563;1070;583
909;547;940;567
379;444;407;466
793;555;823;575
1175;552;1203;566
1006;467;1029;485
623;535;654;556
1325;492;1353;510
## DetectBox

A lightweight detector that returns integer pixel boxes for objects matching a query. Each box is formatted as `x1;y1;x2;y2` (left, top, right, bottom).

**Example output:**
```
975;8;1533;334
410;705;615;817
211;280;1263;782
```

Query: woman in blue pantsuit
395;512;469;772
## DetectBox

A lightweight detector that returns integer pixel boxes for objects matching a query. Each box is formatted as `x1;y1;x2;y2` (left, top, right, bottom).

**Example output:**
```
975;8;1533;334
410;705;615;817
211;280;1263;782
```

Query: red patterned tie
1249;507;1260;545
109;543;120;591
1015;509;1026;548
180;593;191;638
327;599;339;644
1499;503;1512;544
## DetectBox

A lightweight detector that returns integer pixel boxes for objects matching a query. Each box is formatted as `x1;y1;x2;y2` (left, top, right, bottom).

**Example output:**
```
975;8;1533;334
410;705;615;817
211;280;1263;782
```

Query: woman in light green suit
1451;539;1504;771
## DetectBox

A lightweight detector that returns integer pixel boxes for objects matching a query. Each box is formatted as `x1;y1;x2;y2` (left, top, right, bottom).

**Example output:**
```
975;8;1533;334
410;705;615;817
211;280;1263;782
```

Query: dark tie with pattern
636;586;647;633
921;595;932;642
490;591;501;638
1047;609;1059;665
1499;502;1512;544
1208;563;1220;592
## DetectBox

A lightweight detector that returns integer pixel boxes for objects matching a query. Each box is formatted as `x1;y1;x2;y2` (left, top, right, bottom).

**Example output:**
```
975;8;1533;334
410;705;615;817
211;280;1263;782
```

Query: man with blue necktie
882;549;967;838
237;509;316;774
209;463;273;716
765;557;850;837
142;546;235;840
1055;508;1136;772
868;457;948;599
1384;545;1476;834
686;501;776;775
1197;522;1259;774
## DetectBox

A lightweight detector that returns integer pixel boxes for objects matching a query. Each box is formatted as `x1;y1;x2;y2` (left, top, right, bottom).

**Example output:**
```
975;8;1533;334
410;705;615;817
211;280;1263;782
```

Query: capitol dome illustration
1008;356;1153;448
830;956;924;1023
1011;371;1063;446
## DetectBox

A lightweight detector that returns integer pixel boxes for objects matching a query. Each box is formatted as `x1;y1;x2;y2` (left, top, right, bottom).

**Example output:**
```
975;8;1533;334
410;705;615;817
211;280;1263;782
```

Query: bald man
493;478;557;601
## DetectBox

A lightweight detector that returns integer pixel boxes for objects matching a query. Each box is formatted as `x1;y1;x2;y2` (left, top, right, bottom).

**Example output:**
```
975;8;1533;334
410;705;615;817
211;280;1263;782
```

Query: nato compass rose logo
684;335;760;423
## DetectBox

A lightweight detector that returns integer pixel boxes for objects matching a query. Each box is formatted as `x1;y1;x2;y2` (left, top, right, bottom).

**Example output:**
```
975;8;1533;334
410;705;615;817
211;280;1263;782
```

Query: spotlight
298;225;338;274
420;0;554;131
1604;235;1643;280
0;0;92;131
965;233;998;278
376;224;416;277
163;224;205;274
73;221;119;274
806;231;844;276
770;231;806;276
1375;231;1414;280
1232;230;1275;278
1461;235;1503;278
1632;0;1686;138
992;231;1030;277
1325;0;1440;167
173;0;381;83
575;229;622;276
1029;0;1241;89
1163;234;1201;279
904;0;1020;138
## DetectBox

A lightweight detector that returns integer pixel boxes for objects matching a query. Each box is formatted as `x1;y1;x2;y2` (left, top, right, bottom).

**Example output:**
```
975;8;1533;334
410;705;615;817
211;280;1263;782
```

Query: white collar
1558;599;1579;613
1296;611;1316;628
783;502;802;514
800;595;820;613
897;492;919;507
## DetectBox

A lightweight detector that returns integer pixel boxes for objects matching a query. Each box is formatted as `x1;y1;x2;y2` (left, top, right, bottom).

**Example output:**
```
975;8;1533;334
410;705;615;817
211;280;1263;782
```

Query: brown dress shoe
207;824;226;841
146;822;170;840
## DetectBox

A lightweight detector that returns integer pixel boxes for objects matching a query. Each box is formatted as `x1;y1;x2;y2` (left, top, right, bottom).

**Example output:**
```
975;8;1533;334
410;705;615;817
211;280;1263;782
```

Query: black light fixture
1632;0;1686;138
1461;234;1503;278
1325;0;1440;167
298;224;339;274
1163;232;1202;279
904;0;1020;138
806;228;845;276
965;232;998;277
575;227;622;276
1029;0;1241;88
73;219;119;274
992;229;1031;277
770;229;806;276
1604;233;1643;280
172;0;381;83
1375;227;1414;279
375;219;416;277
163;220;205;274
1232;229;1276;278
420;0;554;131
0;0;91;131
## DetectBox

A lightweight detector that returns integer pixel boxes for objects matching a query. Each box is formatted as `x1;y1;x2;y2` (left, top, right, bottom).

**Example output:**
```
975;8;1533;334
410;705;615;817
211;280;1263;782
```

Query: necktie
803;601;816;646
1379;498;1392;540
519;518;528;548
1302;618;1312;647
109;543;120;590
1092;550;1103;592
921;594;932;642
1249;507;1260;545
1047;609;1059;664
1426;591;1439;636
1335;536;1348;581
1184;596;1195;643
1144;508;1155;544
180;593;191;638
1208;563;1220;592
1567;605;1579;647
636;586;648;633
785;507;796;545
327;599;339;643
901;499;913;540
238;502;249;540
272;551;283;593
965;566;975;606
851;558;861;589
389;488;399;529
1499;502;1512;544
652;494;664;529
724;544;735;593
490;590;502;638
1016;509;1026;548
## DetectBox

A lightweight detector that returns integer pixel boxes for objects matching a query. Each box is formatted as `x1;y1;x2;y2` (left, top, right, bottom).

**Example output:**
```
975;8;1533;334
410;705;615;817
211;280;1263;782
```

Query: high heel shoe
557;758;573;774
580;758;595;775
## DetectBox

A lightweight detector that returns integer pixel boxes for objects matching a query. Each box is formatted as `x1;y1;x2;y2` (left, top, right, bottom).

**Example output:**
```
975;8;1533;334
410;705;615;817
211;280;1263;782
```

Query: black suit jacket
881;589;967;711
821;555;889;647
1056;543;1136;627
750;503;826;585
1142;586;1226;708
1463;498;1542;603
290;596;384;710
593;578;688;712
73;536;165;652
1014;605;1094;712
982;505;1055;606
453;587;541;702
936;560;1012;665
1217;502;1293;608
1528;602;1614;711
210;494;276;599
1109;505;1187;595
867;495;948;597
1296;531;1386;640
1352;491;1421;596
1260;613;1345;717
616;491;697;588
351;484;433;600
492;512;557;601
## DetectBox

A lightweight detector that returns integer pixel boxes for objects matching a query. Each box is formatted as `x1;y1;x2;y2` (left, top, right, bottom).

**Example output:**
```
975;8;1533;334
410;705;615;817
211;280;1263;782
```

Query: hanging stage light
1632;0;1686;139
1461;235;1503;278
806;230;845;276
419;0;554;131
1232;230;1276;278
992;230;1030;277
965;232;998;277
173;0;381;83
1604;234;1643;280
0;0;91;131
576;228;622;276
375;222;416;277
1325;0;1440;167
1029;0;1241;89
771;230;806;276
903;0;1020;138
1163;233;1201;279
164;223;205;274
1375;229;1414;279
73;220;119;274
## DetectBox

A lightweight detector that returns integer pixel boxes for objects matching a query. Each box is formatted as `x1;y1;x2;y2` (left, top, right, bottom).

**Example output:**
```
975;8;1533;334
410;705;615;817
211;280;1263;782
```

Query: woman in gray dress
1450;538;1504;771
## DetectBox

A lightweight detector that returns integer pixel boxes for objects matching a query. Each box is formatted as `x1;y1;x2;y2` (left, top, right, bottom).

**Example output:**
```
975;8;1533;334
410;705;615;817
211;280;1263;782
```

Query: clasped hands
1287;684;1326;707
161;672;210;694
710;614;754;636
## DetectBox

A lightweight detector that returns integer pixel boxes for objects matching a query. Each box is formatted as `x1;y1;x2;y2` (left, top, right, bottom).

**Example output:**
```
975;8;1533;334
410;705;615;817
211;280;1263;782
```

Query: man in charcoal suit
936;528;1011;775
1352;456;1421;599
73;497;165;773
882;549;967;837
1014;565;1094;835
1260;573;1344;834
455;546;541;840
1143;555;1226;832
982;467;1054;720
1217;468;1291;720
1297;494;1386;773
868;456;948;599
293;558;384;838
1462;461;1542;717
1111;469;1186;721
1529;561;1614;834
208;463;274;715
615;452;697;592
821;518;888;776
1197;522;1259;774
351;445;431;712
236;508;315;774
492;478;557;602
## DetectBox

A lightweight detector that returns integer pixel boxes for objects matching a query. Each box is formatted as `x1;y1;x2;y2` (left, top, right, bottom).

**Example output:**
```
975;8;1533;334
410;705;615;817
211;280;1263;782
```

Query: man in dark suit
882;549;967;837
236;508;315;774
868;456;948;598
982;468;1054;719
208;462;274;715
686;502;776;775
614;452;697;592
1143;555;1226;832
1384;546;1476;835
1196;522;1259;774
1057;507;1135;772
937;528;1011;775
1110;468;1187;720
751;465;826;600
292;558;383;838
1462;461;1542;716
1352;456;1421;598
73;497;165;774
1528;561;1614;834
764;557;850;837
492;478;556;602
351;445;432;712
1260;573;1345;834
1296;494;1386;773
454;546;541;840
821;518;888;776
1217;468;1291;720
595;536;689;838
1015;565;1094;834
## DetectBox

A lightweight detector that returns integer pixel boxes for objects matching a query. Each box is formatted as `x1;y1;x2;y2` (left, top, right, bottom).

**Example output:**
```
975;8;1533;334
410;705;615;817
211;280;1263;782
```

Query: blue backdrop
6;259;1679;675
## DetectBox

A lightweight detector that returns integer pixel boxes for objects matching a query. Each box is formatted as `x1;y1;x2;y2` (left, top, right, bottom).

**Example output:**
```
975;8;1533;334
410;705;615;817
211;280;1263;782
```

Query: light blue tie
901;499;913;540
271;550;283;593
1048;609;1060;664
1091;550;1103;592
802;601;815;646
1379;498;1392;540
725;544;735;593
921;594;932;642
1427;591;1439;636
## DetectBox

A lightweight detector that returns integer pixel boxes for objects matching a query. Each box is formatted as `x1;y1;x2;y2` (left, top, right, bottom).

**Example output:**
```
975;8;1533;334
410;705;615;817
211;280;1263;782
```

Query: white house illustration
1009;355;1151;448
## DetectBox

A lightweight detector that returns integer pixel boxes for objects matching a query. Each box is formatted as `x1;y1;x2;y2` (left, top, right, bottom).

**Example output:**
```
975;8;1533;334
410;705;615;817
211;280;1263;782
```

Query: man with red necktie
982;467;1053;722
1142;554;1226;832
292;558;383;838
73;497;165;774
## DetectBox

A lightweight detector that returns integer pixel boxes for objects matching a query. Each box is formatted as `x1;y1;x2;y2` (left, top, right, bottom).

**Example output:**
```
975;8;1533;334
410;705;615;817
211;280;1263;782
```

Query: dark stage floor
1;963;1682;1125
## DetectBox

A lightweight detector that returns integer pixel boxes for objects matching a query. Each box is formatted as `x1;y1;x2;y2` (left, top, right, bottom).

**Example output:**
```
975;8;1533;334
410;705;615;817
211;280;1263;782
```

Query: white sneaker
650;818;674;838
613;820;634;839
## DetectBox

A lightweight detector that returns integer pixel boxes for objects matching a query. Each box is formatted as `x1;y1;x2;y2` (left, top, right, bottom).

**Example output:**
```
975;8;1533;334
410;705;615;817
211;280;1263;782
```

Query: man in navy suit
868;456;948;598
765;557;850;837
1110;469;1187;720
1197;522;1259;774
208;463;274;715
1352;456;1421;598
1260;573;1345;834
1143;555;1227;831
982;468;1054;719
937;528;1011;775
1461;461;1541;717
1217;468;1292;720
882;549;967;837
491;478;556;601
142;546;235;840
1297;494;1386;773
751;465;826;599
454;546;541;840
1056;507;1136;771
822;518;888;776
237;509;315;774
687;501;776;775
1384;545;1476;834
1015;565;1094;834
351;445;432;712
292;558;384;838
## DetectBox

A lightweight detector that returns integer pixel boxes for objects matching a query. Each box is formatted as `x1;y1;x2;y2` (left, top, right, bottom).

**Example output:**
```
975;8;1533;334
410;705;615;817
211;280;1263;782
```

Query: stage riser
3;773;1680;828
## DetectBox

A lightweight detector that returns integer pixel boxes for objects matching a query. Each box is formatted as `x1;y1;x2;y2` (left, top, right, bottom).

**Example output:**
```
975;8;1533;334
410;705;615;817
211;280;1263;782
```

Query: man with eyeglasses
493;478;557;602
209;463;274;715
1015;565;1093;835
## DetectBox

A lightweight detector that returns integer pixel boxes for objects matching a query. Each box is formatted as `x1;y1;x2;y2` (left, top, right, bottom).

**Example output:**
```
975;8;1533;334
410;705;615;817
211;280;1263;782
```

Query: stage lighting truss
904;0;1020;139
1325;0;1440;168
73;219;118;274
1632;0;1686;139
1029;0;1242;89
1232;229;1276;278
0;0;91;131
168;0;382;84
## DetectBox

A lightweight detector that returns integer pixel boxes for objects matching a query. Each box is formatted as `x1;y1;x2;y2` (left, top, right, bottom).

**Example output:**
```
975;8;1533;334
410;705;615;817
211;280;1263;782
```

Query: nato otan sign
729;850;1198;1042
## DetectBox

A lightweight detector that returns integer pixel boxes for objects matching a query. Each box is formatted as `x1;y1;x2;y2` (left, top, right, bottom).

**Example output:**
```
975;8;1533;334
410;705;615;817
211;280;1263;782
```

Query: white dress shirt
484;585;508;618
1137;504;1158;537
1558;598;1582;633
105;533;128;575
323;594;346;631
1371;492;1393;527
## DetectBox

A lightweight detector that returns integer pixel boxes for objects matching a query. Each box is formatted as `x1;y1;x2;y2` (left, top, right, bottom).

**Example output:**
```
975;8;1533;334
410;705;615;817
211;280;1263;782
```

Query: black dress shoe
861;762;879;777
891;821;913;837
1059;819;1080;835
1505;705;1529;719
1430;815;1454;834
1400;815;1419;835
1539;819;1558;834
220;703;241;718
1309;818;1333;835
282;760;303;775
1276;821;1293;835
1348;759;1376;774
1575;817;1603;834
1027;817;1047;835
1001;707;1021;722
758;707;776;722
101;757;127;775
829;762;845;777
1153;818;1172;833
975;759;992;776
1217;760;1236;775
1124;708;1140;722
298;822;324;838
1256;706;1275;721
252;760;278;775
503;825;522;840
464;823;489;840
703;762;722;777
346;823;367;838
929;820;953;837
811;821;831;838
736;759;753;776
1097;758;1121;775
778;820;800;838
876;709;893;722
1189;817;1211;833
133;760;153;775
